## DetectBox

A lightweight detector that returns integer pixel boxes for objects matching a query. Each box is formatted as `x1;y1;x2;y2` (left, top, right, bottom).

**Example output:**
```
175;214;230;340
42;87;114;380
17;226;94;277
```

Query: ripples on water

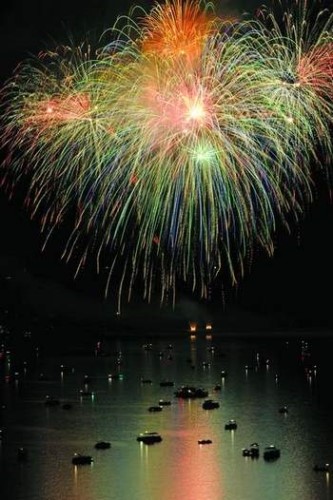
1;333;333;500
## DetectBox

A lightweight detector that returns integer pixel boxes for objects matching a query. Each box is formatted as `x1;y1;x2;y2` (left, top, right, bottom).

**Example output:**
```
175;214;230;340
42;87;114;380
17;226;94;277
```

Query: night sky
0;0;332;334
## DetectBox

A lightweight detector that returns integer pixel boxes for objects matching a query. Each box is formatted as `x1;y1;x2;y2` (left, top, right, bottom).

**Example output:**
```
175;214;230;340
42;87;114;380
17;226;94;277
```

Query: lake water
1;332;333;500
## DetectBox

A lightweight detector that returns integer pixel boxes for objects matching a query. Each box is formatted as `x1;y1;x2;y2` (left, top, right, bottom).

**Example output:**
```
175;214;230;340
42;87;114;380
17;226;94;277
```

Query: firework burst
0;0;332;307
253;0;333;167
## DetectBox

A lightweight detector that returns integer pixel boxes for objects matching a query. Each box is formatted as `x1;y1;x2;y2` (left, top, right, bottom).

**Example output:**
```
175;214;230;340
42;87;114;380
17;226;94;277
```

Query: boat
278;406;288;414
198;439;212;445
72;454;93;465
95;441;111;450
108;373;122;380
263;445;281;460
224;420;237;430
202;399;220;410
17;447;28;461
159;380;174;387
174;386;208;399
141;378;152;384
158;400;171;406
313;464;330;472
148;406;162;412
137;432;162;445
242;443;260;458
44;396;60;407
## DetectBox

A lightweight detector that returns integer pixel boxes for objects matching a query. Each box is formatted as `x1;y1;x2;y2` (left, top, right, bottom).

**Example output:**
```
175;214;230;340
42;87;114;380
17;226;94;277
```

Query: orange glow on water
162;403;223;500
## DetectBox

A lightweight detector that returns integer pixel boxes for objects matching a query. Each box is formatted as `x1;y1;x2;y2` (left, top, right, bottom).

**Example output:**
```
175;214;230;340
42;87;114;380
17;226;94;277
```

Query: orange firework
140;0;218;65
297;42;333;99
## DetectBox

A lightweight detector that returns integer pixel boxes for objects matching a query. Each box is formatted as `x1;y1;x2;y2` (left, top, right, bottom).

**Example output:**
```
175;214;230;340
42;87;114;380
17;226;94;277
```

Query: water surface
1;333;332;500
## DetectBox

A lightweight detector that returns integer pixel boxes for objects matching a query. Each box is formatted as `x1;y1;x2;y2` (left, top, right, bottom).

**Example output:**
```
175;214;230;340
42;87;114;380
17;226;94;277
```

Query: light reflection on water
1;335;333;500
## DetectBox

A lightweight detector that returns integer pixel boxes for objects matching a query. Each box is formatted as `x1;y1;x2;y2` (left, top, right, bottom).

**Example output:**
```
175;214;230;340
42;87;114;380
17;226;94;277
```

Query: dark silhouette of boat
72;454;93;465
17;447;28;461
225;420;237;430
137;432;162;445
174;386;208;399
242;443;260;458
159;380;174;387
313;464;330;472
148;406;162;412
158;400;172;406
263;445;281;460
141;378;152;384
95;441;111;450
108;373;122;380
202;399;220;410
198;439;212;445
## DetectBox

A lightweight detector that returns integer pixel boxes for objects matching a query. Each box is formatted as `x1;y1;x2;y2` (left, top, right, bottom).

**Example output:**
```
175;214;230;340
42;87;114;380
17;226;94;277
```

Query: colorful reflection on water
1;335;333;500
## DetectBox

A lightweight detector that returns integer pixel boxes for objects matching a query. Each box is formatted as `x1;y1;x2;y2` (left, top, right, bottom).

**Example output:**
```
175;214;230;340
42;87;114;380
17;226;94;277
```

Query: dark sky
0;0;332;334
0;0;133;79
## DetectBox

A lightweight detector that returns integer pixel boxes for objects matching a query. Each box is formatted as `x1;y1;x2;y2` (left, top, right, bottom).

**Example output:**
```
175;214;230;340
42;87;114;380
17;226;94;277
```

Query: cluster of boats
174;385;208;399
242;443;281;460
